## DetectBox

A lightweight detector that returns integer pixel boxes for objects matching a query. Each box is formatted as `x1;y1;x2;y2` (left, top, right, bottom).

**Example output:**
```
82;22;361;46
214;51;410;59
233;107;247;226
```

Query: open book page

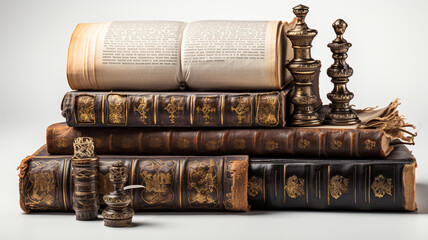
67;21;186;90
181;20;283;90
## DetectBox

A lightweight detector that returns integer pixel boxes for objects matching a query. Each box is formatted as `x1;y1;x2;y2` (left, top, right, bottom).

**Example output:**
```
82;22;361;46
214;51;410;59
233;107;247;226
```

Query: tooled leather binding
248;144;417;211
18;146;249;212
47;122;392;158
61;88;290;128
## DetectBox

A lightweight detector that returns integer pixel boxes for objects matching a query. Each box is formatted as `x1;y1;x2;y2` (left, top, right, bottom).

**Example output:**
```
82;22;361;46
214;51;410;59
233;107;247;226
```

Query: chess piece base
104;218;132;228
289;119;322;127
75;211;98;221
324;110;361;125
324;118;361;126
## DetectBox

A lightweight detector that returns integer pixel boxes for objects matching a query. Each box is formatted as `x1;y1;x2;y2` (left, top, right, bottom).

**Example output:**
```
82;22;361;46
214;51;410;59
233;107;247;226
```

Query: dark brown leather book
248;144;417;211
47;122;393;158
18;145;249;213
61;89;290;127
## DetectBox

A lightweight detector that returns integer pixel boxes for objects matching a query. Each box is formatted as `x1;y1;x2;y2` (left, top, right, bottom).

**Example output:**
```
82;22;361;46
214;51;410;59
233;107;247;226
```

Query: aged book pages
67;20;295;91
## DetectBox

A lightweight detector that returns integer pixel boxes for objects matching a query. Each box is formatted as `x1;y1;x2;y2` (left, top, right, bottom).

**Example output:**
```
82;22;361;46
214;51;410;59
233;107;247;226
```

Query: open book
67;20;295;91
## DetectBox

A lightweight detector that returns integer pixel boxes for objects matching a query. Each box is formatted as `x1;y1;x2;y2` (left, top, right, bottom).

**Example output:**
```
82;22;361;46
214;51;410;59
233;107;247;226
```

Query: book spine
248;159;417;211
47;123;392;158
18;152;249;212
61;90;288;127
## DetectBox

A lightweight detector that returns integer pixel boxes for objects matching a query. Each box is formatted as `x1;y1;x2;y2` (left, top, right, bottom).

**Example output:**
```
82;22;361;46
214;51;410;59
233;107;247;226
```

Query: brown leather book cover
61;89;290;128
47;122;393;158
248;144;416;211
18;146;249;213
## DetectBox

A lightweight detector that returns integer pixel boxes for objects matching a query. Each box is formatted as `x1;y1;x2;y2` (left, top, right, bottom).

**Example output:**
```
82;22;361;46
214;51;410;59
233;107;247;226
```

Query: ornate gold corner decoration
231;96;251;124
330;139;343;150
24;160;61;210
298;138;311;149
364;139;376;150
205;140;220;151
265;140;279;151
165;97;184;124
329;175;349;199
140;160;176;205
107;94;127;125
248;176;263;198
255;94;280;126
148;137;162;148
285;175;305;198
371;175;393;198
76;95;95;124
196;97;217;125
232;138;246;150
134;97;150;124
177;138;190;149
187;159;219;207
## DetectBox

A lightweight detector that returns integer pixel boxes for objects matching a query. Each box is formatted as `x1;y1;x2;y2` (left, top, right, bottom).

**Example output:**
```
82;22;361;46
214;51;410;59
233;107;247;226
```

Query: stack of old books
18;10;417;215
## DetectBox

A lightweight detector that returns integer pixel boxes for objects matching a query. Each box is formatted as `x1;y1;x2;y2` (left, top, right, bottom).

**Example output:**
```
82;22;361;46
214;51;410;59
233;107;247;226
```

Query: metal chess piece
324;19;360;125
285;4;322;126
71;137;99;221
102;161;144;227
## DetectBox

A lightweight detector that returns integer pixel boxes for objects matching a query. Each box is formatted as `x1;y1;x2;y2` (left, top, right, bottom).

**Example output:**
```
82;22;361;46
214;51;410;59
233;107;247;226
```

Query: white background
1;0;428;239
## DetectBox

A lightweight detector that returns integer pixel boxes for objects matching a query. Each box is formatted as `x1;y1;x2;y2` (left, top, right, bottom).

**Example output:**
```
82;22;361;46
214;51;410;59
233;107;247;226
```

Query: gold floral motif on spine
329;175;349;199
148;137;162;149
98;172;113;196
140;160;176;205
265;141;279;151
231;96;251;125
330;139;343;150
134;97;150;124
205;140;220;151
371;175;393;198
107;94;127;125
364;139;376;150
285;175;305;199
196;97;217;125
24;160;61;210
232;138;246;150
297;138;311;149
255;94;279;126
76;95;95;124
177;138;190;149
165;97;184;124
248;176;263;197
187;159;219;207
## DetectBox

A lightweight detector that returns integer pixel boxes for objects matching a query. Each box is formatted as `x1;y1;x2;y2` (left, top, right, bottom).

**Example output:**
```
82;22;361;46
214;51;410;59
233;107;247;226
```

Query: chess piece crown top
73;137;95;158
287;4;317;37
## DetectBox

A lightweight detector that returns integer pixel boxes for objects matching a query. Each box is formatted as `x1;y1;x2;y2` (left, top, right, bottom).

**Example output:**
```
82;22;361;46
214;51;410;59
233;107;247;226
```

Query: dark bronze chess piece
102;161;140;227
324;19;360;125
285;4;322;126
71;137;99;220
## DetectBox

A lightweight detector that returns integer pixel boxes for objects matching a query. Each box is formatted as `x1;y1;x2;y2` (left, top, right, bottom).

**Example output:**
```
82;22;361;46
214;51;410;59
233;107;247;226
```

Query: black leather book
248;144;416;211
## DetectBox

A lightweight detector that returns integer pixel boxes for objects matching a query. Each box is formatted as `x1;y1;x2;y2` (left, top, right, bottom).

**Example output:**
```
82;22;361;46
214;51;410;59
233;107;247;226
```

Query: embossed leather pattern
248;144;416;211
47;122;392;158
61;89;291;128
19;146;249;212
